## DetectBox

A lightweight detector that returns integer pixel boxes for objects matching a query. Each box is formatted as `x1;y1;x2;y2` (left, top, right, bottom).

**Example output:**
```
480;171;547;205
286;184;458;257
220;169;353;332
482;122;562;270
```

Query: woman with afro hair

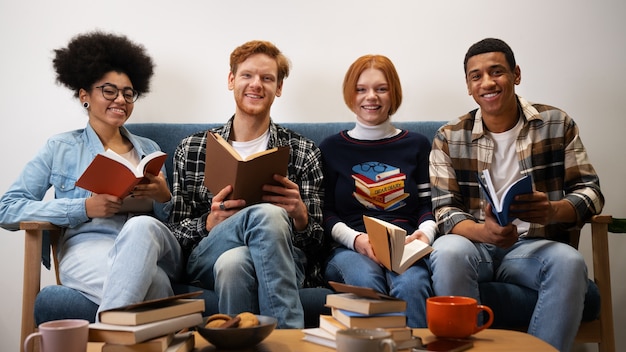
0;31;182;320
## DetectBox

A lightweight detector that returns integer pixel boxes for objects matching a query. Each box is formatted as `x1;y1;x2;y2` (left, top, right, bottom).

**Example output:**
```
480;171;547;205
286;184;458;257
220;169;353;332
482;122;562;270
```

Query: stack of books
351;161;409;211
302;282;417;349
88;292;205;352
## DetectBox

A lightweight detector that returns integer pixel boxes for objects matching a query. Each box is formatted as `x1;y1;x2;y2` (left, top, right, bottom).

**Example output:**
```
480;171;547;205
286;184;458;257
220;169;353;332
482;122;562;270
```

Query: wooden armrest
20;221;61;231
590;214;612;225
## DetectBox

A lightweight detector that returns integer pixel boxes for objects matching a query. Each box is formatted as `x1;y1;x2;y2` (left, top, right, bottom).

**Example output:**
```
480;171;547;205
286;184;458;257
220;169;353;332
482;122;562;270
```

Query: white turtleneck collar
347;118;401;140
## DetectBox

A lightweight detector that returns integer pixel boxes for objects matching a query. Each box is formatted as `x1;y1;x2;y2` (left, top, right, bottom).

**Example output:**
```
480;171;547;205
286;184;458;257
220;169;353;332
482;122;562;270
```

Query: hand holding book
477;170;533;226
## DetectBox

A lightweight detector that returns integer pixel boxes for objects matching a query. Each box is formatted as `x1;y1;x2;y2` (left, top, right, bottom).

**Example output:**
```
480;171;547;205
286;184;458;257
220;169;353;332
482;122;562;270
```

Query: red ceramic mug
426;296;494;339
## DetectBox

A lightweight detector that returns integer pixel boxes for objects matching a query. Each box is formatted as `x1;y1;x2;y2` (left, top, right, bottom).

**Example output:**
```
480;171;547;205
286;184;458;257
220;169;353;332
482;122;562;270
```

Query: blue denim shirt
0;123;172;234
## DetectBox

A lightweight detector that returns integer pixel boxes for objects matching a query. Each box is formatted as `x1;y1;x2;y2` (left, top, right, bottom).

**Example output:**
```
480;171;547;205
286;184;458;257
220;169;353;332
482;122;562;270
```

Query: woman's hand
406;230;430;245
131;172;171;203
354;233;382;265
85;194;122;218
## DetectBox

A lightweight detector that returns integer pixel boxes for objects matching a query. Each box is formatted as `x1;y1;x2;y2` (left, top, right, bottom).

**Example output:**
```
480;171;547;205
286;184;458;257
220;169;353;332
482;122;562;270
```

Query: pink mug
24;319;89;352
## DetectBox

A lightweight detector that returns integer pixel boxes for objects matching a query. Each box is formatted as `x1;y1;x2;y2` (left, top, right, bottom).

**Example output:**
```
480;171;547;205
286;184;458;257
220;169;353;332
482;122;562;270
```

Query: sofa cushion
479;278;600;328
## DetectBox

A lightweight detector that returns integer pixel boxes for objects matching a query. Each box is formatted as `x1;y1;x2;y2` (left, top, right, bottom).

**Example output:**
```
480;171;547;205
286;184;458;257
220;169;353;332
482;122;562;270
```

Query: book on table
362;215;433;274
76;149;167;199
330;307;406;329
318;314;412;341
326;281;407;315
304;320;416;349
318;314;347;336
163;332;194;352
98;291;204;326
204;131;290;205
89;312;203;345
302;327;336;348
102;333;174;352
476;169;533;226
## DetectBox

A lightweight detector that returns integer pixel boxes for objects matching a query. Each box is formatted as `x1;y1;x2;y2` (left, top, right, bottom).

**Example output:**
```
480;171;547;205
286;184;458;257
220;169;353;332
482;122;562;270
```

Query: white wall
1;1;624;351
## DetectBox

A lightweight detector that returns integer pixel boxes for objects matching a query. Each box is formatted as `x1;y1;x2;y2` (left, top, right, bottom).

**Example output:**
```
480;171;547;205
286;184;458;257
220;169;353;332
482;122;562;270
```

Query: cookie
236;312;259;328
206;313;233;328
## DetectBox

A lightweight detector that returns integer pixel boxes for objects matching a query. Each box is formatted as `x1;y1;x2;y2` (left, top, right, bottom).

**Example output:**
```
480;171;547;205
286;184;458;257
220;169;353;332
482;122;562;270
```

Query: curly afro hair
53;31;154;98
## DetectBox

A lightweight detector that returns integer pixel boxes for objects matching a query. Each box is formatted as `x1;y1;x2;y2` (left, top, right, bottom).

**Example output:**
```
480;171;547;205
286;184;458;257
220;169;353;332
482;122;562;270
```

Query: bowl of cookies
196;312;277;349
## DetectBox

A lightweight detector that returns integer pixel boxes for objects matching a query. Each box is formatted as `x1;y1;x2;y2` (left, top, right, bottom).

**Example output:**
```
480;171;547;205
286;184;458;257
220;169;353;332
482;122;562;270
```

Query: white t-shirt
485;118;529;235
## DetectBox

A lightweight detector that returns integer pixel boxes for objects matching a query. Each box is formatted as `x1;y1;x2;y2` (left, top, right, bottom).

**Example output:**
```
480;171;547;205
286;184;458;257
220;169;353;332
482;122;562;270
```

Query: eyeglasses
95;83;139;103
358;162;388;173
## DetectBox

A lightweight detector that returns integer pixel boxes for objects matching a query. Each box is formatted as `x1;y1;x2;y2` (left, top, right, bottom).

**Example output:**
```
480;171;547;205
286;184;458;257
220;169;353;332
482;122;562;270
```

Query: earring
83;102;90;109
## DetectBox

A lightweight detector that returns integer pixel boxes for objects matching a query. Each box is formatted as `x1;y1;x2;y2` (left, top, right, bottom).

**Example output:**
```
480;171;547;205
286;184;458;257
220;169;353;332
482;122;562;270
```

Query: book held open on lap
76;149;167;199
363;215;433;274
477;169;533;226
204;131;290;205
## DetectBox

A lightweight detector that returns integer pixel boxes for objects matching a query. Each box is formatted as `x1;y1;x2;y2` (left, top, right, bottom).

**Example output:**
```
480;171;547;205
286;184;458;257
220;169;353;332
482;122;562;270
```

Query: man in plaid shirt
429;38;603;351
168;40;324;329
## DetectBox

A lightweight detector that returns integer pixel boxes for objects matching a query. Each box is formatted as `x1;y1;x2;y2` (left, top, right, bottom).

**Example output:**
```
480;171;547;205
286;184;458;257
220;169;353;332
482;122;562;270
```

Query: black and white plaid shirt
168;117;326;287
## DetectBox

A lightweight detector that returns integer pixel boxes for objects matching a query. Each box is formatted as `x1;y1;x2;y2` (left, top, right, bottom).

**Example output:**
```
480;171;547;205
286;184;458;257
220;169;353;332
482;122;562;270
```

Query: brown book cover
325;292;406;315
89;313;203;345
363;215;433;274
98;291;203;326
76;150;167;199
99;299;204;326
204;131;290;205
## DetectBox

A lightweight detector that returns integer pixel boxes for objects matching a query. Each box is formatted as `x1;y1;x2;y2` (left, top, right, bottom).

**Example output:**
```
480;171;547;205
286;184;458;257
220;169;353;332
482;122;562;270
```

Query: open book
204;131;290;205
477;169;533;226
362;215;433;274
76;150;167;199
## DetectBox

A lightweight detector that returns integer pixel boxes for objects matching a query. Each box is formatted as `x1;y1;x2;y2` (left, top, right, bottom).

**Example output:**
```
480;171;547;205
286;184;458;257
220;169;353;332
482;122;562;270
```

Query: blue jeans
324;246;433;328
186;203;304;328
59;214;183;317
431;234;588;352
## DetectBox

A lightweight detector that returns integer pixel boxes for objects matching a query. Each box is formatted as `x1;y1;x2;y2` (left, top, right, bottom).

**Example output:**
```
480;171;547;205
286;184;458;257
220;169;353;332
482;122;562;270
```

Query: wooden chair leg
591;217;615;352
20;221;60;352
21;228;43;352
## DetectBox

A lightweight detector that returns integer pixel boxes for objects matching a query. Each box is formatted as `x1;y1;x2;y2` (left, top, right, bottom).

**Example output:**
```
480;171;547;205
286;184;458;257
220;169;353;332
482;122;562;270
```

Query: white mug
336;328;397;352
24;319;89;352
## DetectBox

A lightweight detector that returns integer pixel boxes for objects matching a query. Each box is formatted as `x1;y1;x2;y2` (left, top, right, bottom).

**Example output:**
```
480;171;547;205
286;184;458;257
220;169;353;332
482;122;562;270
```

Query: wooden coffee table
88;328;557;351
188;328;558;351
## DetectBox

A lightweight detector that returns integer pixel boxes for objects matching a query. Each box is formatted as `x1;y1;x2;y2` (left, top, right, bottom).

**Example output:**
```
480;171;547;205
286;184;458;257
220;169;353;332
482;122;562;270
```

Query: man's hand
482;205;518;248
206;185;245;232
510;191;559;225
262;174;309;231
454;205;518;248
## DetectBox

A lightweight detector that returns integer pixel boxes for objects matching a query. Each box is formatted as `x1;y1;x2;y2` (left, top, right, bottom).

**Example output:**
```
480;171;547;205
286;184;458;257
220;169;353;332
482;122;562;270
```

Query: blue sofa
34;121;600;330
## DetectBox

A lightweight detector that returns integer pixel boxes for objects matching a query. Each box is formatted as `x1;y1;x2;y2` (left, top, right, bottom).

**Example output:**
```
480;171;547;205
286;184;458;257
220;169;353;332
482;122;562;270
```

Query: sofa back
126;121;447;186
